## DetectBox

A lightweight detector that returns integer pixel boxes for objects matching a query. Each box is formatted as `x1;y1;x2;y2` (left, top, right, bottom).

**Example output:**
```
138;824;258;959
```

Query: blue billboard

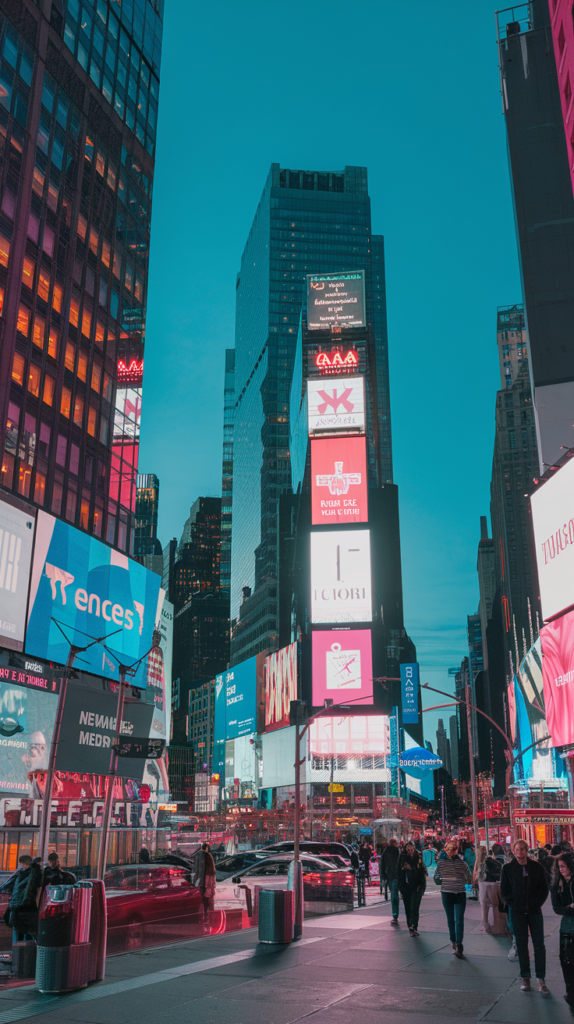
25;512;162;688
215;656;257;740
400;663;419;724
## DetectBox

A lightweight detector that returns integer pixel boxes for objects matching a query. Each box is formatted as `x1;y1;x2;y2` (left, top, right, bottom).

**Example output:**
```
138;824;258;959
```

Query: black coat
397;852;427;894
551;875;574;923
500;856;548;915
381;845;400;883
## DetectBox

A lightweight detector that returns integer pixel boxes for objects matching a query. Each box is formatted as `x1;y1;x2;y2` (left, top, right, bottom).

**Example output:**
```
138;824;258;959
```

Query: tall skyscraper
449;714;459;781
436;719;451;776
476;516;496;671
220;348;234;598
0;0;162;551
497;0;574;469
230;164;392;663
134;471;161;574
550;0;574;200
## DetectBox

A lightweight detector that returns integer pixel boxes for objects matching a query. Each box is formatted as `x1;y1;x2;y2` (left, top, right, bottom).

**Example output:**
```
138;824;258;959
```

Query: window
95;320;104;347
88;405;97;436
34;470;45;506
43;374;55;406
509;430;517;450
65;342;75;372
38;268;50;302
66;486;76;523
80;497;89;530
52;282;63;313
113;252;121;278
43;226;55;258
69;444;80;475
89;226;98;255
17;305;30;336
69;295;79;327
32;315;45;350
60;385;71;418
82;307;92;337
28;363;41;397
102;240;111;268
56;434;66;466
38;422;50;457
18;463;32;499
48;327;59;359
77;214;87;241
0;233;9;267
73;394;83;426
12;352;25;386
51;479;63;515
103;372;112;402
22;256;34;288
78;351;88;382
91;362;101;392
1;451;14;489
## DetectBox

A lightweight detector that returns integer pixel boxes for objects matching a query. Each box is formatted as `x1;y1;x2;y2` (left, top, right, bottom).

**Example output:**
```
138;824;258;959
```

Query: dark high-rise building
477;516;496;672
230;164;391;664
134;471;161;574
171;497;229;743
449;714;459;781
436;719;451;776
162;535;176;605
221;349;234;598
497;1;574;469
0;0;162;552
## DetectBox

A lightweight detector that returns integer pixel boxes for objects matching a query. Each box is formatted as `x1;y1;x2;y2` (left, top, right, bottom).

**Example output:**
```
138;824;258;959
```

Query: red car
103;864;205;952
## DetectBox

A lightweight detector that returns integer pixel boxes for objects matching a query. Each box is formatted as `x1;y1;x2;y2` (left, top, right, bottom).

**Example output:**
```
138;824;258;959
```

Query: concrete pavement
0;888;569;1024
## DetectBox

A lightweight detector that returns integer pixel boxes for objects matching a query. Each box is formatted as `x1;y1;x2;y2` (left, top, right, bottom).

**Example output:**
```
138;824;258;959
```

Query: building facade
220;348;234;599
0;0;162;552
230;164;392;665
134;470;161;573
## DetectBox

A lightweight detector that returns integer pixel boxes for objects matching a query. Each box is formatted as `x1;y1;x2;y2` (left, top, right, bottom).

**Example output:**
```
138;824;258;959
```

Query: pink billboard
309;715;388;756
312;629;373;706
311;436;368;525
540;608;574;747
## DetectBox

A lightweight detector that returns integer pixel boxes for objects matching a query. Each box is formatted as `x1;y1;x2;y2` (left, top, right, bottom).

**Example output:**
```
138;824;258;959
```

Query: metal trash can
36;884;92;993
11;940;36;979
86;879;107;983
258;889;294;944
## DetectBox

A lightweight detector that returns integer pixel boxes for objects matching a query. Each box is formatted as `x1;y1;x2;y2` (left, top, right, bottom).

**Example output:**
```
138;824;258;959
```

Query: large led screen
311;436;368;525
0;680;57;794
265;641;297;732
312;629;373;705
307;271;365;331
0;499;35;652
26;512;162;688
311;530;371;623
215;655;257;740
309;715;388;756
540;609;574;747
531;456;574;620
307;376;365;435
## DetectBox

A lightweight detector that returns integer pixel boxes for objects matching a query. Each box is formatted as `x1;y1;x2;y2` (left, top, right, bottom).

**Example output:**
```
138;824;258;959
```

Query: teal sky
139;0;522;747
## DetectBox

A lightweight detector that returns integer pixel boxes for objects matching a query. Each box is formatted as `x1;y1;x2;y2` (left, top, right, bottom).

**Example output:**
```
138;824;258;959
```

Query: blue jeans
441;891;466;945
390;878;399;918
511;908;546;979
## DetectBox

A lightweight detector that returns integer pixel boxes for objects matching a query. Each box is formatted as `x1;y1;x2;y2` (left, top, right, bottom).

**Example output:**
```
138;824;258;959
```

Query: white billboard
531;456;574;620
307;376;365;434
310;530;372;623
0;499;35;651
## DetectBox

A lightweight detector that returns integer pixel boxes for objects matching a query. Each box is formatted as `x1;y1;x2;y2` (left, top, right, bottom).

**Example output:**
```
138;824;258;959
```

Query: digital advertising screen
264;641;297;732
400;663;419;724
307;376;365;435
26;512;163;688
215;655;257;740
308;715;388;756
531;456;574;621
0;680;57;794
312;628;373;705
307;271;366;331
540;609;574;747
311;529;372;623
311;436;368;525
0;498;35;652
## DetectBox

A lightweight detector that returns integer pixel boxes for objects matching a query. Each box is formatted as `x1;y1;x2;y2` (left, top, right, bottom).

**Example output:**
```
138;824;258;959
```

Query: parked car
104;864;205;952
214;851;270;881
261;841;352;865
216;853;354;914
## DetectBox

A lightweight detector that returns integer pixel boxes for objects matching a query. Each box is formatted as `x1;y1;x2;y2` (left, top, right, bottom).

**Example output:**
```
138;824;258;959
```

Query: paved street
0;889;568;1024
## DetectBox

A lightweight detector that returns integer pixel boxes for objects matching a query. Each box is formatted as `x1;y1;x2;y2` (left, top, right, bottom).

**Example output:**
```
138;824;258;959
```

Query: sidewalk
0;890;568;1024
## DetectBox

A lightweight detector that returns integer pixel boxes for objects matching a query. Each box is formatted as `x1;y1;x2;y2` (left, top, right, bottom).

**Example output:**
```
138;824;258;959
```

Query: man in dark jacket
41;852;76;889
500;839;549;993
381;839;401;924
5;855;42;941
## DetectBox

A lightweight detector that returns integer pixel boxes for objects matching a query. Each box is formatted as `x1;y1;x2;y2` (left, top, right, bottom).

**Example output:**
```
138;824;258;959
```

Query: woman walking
473;846;506;935
398;841;427;936
551;851;574;1014
434;839;472;958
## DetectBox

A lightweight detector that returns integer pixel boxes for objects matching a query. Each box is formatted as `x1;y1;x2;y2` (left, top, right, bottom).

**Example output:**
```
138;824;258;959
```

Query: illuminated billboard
311;530;371;623
0;498;35;652
26;512;162;688
215;655;257;740
0;680;58;794
312;629;373;705
540;610;574;747
531;457;574;620
307;271;365;330
311;436;368;525
264;641;297;732
307;376;365;435
309;715;388;756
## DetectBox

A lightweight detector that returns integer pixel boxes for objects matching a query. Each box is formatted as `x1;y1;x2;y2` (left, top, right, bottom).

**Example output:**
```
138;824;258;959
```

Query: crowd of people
367;832;574;1012
1;852;76;944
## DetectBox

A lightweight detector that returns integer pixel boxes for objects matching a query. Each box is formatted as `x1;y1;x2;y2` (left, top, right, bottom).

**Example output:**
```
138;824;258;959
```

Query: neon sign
117;359;143;385
315;350;358;372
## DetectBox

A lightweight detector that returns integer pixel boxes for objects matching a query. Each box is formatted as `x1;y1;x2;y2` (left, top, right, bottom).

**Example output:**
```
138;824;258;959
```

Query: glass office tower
0;0;162;553
230;164;392;663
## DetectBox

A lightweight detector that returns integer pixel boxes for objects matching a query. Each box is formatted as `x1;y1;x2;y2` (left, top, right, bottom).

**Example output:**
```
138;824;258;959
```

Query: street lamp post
465;680;480;851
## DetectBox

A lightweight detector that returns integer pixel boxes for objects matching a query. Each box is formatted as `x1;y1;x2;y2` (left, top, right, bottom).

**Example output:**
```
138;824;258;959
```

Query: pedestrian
360;839;374;884
138;847;151;864
41;852;76;889
463;841;476;874
491;842;506;865
474;846;506;935
381;837;401;925
433;839;472;958
500;838;549;994
398;841;427;936
3;855;42;942
550;851;574;1014
191;842;216;920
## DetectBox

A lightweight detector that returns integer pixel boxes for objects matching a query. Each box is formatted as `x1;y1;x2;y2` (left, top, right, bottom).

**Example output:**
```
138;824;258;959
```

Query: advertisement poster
141;599;174;801
0;680;57;794
54;683;154;781
540;611;574;747
400;663;419;724
264;641;297;731
307;376;365;434
311;530;372;623
215;656;257;740
311;436;368;525
308;715;388;756
307;271;366;330
26;512;162;688
0;498;35;651
312;629;373;705
531;457;574;621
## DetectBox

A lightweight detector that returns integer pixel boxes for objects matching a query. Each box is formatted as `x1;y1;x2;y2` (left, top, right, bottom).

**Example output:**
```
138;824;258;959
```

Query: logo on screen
316;461;361;496
317;388;354;415
326;642;362;689
42;564;141;633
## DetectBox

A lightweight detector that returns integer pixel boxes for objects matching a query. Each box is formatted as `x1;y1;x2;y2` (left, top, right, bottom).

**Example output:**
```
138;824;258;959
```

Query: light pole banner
400;663;419;724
